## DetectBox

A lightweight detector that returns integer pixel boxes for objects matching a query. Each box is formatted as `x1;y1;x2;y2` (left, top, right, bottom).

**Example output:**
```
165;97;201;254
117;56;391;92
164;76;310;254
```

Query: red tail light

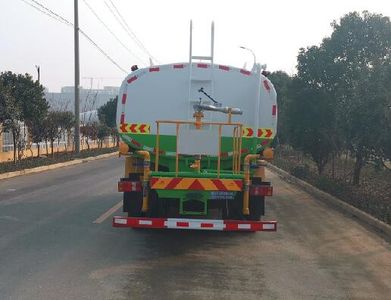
250;185;273;196
118;181;142;192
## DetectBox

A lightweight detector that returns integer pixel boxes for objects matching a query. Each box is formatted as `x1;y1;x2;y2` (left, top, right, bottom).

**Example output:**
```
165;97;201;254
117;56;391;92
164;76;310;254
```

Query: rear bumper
113;216;277;232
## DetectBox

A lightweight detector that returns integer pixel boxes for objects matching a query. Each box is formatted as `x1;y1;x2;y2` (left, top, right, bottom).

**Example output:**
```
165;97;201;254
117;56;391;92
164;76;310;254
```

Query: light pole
240;46;256;71
74;0;80;153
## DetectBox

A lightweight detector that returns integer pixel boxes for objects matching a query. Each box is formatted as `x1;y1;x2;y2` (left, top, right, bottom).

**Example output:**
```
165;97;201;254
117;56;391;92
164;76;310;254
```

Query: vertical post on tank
175;123;180;176
189;20;193;63
187;20;193;117
155;122;160;172
210;21;215;101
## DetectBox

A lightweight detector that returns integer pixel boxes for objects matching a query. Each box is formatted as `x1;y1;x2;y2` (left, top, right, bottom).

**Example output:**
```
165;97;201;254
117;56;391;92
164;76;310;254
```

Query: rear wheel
146;190;165;218
226;192;245;220
123;173;143;217
247;195;264;221
124;191;143;217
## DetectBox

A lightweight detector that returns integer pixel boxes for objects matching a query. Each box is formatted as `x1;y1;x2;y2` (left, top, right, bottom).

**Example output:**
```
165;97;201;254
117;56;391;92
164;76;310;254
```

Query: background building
45;86;119;112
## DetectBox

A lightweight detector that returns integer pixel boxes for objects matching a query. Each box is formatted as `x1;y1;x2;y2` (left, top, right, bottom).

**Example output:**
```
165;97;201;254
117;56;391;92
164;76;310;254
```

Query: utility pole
35;65;40;83
74;0;80;153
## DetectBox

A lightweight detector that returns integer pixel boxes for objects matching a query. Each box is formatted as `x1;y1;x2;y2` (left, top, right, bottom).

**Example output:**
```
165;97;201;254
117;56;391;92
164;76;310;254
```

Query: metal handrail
154;120;243;177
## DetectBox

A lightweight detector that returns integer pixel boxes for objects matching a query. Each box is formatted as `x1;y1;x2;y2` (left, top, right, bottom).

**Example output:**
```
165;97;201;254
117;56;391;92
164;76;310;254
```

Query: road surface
0;156;390;299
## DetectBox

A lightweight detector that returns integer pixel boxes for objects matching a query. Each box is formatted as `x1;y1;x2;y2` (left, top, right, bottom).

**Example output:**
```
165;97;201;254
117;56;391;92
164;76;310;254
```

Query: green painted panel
120;132;273;172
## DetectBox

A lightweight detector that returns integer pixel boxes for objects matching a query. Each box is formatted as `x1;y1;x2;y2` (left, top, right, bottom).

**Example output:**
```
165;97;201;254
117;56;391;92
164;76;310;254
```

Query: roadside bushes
273;147;391;224
291;165;310;180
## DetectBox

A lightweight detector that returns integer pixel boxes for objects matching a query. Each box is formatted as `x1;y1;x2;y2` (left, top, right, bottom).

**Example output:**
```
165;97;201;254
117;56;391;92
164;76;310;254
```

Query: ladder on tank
188;21;216;119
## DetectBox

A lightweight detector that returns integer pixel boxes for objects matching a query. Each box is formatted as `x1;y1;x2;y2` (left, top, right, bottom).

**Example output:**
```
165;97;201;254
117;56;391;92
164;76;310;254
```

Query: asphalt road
0;156;390;300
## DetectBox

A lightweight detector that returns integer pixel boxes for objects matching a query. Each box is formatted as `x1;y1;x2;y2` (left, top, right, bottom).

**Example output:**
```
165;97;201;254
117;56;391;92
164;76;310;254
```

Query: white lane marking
7;189;16;192
93;200;123;224
0;216;19;221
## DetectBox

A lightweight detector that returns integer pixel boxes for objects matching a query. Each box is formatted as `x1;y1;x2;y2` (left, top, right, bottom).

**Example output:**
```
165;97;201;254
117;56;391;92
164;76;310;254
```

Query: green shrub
314;176;346;196
290;164;310;179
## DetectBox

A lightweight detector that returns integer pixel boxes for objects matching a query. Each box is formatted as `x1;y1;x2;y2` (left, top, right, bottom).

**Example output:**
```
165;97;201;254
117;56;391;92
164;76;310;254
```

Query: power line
109;0;158;63
79;29;128;73
81;0;147;65
103;2;131;42
30;0;73;26
104;0;159;63
20;0;128;74
20;0;71;27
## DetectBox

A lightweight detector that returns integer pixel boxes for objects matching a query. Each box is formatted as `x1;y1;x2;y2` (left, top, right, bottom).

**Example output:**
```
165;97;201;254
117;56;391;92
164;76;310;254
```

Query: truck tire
124;191;143;217
146;190;165;218
226;192;245;220
247;195;264;221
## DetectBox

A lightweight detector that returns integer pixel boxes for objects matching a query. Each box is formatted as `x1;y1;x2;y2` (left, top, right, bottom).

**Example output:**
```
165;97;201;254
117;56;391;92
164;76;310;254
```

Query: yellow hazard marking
257;128;274;139
150;177;243;191
119;123;150;134
242;127;254;138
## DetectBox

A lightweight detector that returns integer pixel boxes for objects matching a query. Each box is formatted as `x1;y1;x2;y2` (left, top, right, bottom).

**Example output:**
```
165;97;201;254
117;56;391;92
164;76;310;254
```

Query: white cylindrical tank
117;62;277;159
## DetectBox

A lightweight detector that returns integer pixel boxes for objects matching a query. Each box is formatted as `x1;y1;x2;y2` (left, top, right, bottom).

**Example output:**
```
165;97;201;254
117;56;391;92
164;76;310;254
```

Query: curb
267;163;391;241
0;151;118;181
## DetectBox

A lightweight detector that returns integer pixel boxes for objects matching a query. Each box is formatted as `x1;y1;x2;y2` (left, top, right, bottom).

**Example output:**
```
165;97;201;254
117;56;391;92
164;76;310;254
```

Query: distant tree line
0;71;118;163
271;11;391;185
80;95;118;150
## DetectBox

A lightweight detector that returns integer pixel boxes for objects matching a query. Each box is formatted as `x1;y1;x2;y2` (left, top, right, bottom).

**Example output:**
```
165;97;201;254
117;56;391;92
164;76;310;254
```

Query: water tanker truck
113;22;277;232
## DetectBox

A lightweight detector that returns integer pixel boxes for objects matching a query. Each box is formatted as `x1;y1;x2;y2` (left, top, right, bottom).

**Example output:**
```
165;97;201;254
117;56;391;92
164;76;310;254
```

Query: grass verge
0;147;118;175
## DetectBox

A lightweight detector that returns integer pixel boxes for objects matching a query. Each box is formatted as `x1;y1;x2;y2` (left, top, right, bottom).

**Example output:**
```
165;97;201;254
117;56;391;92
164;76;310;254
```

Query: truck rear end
113;22;277;232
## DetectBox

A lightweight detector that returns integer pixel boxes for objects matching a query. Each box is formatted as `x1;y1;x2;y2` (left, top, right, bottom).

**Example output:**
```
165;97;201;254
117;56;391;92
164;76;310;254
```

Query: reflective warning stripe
165;218;225;230
257;128;274;139
149;67;160;72
219;65;230;71
242;127;254;138
119;123;150;134
241;127;275;138
113;216;277;232
127;76;137;84
197;63;208;68
240;69;251;76
150;177;242;191
263;80;271;91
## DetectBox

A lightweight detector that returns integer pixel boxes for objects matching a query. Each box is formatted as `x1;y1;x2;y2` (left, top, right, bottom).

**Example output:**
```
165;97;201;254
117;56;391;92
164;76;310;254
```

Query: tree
57;111;75;152
287;77;335;175
30;119;46;157
80;122;98;150
268;71;292;144
364;63;391;170
323;11;391;184
98;96;117;128
0;71;49;161
0;81;22;163
290;11;391;184
44;111;75;156
98;96;118;146
97;124;110;148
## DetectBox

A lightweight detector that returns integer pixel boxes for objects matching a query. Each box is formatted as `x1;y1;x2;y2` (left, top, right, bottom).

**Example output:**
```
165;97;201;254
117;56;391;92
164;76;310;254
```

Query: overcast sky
1;0;390;92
